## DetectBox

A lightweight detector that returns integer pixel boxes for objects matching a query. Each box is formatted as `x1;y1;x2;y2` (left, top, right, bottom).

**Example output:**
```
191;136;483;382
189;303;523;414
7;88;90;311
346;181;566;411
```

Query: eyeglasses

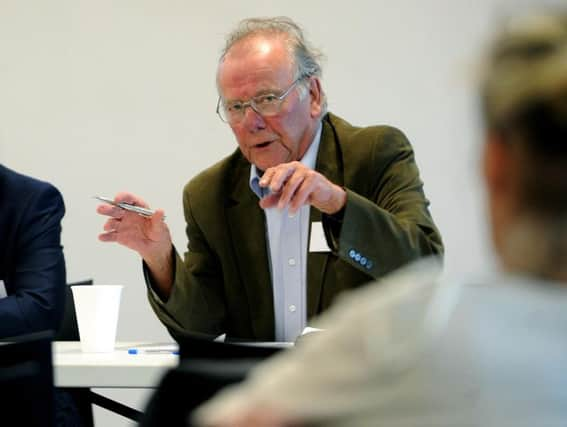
216;78;304;124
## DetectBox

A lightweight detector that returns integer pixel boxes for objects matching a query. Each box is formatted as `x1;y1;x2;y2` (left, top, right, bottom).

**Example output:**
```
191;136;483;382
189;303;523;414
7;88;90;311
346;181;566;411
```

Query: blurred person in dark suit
0;164;66;337
0;164;81;426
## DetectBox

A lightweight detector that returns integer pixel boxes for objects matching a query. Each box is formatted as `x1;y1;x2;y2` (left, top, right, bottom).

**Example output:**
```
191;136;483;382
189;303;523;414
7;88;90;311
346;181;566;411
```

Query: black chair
139;332;285;426
140;358;261;427
57;280;143;425
0;331;56;427
56;280;95;427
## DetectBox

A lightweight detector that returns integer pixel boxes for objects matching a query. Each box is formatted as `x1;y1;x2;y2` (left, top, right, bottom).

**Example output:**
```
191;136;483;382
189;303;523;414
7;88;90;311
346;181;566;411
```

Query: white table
54;341;178;388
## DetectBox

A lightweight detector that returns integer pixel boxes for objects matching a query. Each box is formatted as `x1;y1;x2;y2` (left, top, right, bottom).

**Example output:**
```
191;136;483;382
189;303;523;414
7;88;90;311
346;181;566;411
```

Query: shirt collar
249;122;323;199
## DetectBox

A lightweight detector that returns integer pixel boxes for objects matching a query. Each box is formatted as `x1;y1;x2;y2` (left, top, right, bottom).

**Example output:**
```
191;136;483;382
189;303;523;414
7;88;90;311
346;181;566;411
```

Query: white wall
0;0;552;425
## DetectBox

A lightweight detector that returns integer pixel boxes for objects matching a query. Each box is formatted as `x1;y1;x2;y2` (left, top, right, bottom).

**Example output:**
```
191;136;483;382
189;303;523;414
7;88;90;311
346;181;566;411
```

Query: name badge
309;222;331;252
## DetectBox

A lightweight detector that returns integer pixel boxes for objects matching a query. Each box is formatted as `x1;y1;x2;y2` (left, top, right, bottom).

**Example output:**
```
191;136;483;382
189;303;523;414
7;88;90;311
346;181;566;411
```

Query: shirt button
289;305;296;312
288;258;296;266
288;212;296;218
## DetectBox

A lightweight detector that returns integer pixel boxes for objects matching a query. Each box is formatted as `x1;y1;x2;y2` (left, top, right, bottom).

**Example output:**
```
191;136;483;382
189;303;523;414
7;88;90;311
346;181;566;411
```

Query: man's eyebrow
224;88;280;104
254;88;279;96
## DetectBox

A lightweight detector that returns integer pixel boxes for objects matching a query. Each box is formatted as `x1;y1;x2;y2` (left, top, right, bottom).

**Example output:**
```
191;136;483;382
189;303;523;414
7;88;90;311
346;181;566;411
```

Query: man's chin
252;156;286;172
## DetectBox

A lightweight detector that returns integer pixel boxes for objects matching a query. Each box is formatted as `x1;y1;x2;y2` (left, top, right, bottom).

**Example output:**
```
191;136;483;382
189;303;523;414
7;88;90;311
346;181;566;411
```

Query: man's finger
96;204;125;218
259;168;276;187
268;164;296;193
277;172;305;210
114;191;148;208
289;177;316;214
98;230;118;242
151;209;166;224
103;218;121;232
259;193;280;209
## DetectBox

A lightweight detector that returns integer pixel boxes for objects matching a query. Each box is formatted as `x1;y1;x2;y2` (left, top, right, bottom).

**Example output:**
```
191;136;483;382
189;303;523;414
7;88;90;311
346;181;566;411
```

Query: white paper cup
71;285;123;353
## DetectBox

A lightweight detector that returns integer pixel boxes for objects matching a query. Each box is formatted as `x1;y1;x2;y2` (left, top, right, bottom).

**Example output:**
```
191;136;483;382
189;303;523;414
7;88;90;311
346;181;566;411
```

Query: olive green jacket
148;113;443;341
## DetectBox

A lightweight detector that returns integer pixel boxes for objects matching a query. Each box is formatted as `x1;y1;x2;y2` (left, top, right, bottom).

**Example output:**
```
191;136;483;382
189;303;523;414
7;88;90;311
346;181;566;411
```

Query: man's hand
258;161;346;215
97;192;174;298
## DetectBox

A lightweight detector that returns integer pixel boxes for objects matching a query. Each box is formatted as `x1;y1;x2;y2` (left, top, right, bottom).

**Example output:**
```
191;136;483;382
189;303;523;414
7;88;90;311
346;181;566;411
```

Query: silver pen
94;196;163;218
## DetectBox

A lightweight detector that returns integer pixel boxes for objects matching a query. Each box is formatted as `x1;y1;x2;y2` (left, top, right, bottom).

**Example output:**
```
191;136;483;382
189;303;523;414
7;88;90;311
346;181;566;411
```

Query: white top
249;123;323;342
194;258;567;426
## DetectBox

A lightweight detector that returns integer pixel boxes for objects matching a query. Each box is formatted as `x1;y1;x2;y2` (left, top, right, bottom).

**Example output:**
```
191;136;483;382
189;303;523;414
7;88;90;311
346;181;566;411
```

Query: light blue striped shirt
249;124;322;342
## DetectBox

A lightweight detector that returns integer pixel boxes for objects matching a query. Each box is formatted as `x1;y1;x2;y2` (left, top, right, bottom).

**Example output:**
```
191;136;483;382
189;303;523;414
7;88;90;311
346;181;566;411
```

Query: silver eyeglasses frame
216;77;307;124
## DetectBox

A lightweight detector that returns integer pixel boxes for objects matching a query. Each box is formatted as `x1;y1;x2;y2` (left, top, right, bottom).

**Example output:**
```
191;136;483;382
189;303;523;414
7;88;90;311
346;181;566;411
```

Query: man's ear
308;77;323;118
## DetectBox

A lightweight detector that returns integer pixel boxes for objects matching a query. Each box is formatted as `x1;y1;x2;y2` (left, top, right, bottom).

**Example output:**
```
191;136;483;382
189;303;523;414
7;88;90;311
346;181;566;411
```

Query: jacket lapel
307;116;344;318
226;157;275;340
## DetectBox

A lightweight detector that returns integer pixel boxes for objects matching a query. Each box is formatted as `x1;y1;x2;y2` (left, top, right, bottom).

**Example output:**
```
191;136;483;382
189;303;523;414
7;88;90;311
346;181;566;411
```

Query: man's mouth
254;140;274;149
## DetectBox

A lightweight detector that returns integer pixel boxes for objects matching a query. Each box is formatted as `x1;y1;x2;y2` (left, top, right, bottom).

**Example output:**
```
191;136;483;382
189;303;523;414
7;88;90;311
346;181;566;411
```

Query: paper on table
213;328;323;348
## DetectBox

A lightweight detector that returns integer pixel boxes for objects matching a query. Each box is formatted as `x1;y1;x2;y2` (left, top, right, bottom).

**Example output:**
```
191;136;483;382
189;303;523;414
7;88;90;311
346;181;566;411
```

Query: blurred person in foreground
96;17;442;343
194;10;567;427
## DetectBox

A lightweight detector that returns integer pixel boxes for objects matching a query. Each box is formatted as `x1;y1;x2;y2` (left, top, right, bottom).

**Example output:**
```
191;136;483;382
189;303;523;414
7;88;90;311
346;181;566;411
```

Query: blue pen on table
127;348;179;355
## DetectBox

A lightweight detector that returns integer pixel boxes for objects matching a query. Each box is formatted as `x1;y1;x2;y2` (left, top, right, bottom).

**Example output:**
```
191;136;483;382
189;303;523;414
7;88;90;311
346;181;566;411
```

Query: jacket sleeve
146;184;226;340
0;184;66;338
323;126;443;279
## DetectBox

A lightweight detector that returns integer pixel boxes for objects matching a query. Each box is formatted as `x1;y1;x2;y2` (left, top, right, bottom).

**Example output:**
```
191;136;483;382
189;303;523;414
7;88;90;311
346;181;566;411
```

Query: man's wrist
328;186;347;215
322;189;347;252
144;245;175;300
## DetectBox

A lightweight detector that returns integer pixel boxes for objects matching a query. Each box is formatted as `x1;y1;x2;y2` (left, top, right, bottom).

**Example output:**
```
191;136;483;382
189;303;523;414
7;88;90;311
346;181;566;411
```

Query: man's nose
242;105;266;132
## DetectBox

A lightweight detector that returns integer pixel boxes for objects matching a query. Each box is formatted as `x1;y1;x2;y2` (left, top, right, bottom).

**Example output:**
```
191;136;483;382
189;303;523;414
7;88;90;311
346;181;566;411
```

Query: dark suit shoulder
0;165;65;276
1;164;56;193
0;165;64;216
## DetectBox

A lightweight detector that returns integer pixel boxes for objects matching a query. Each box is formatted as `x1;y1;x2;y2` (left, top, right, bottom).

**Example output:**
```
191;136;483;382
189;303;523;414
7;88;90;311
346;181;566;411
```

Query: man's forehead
234;36;277;56
228;34;286;57
218;68;293;101
222;36;293;70
218;36;295;92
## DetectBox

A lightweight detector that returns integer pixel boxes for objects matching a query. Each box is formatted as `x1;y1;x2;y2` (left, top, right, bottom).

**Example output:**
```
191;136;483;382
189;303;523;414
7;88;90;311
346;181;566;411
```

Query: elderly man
97;17;442;342
194;11;567;427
